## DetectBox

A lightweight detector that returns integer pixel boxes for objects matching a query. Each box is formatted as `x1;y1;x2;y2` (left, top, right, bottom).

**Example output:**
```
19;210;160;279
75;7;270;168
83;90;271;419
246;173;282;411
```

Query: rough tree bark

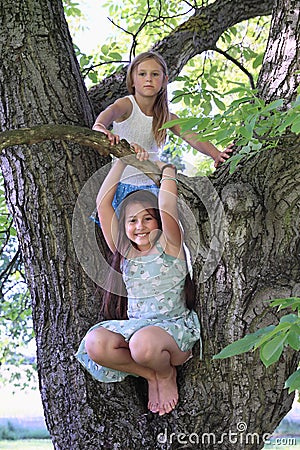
0;0;299;449
257;0;300;103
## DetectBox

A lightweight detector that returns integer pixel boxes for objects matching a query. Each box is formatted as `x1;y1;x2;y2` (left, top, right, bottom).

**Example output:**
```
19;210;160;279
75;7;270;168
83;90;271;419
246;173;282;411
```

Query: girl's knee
85;327;127;358
129;330;157;364
84;328;113;360
85;329;102;359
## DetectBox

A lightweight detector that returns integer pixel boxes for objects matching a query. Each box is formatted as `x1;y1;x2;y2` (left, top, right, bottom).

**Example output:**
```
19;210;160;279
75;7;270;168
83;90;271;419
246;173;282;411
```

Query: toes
148;399;159;413
159;400;177;416
148;402;159;413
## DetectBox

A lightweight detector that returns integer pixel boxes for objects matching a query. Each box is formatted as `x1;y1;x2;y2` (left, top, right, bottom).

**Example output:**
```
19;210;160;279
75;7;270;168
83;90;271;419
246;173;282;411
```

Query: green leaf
285;369;300;393
253;320;294;349
269;297;300;311
276;110;296;132
261;99;284;114
292;94;300;107
206;77;218;89
195;117;211;131
80;55;91;67
252;53;264;69
213;326;275;360
214;128;234;143
213;335;257;359
172;95;183;104
260;344;283;368
227;96;254;109
101;44;109;55
287;326;300;351
228;154;244;173
202;102;212;116
279;313;300;324
291;116;300;133
108;52;122;61
88;72;98;84
260;333;287;367
214;97;226;111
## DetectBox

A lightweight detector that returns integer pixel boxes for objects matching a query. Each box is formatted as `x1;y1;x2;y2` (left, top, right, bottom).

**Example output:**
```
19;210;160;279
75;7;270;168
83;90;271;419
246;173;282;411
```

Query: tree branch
213;46;256;89
0;125;161;185
88;0;275;114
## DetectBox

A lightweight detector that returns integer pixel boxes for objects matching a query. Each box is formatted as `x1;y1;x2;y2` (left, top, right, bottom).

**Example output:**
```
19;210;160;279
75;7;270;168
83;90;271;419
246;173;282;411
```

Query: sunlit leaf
285;369;300;393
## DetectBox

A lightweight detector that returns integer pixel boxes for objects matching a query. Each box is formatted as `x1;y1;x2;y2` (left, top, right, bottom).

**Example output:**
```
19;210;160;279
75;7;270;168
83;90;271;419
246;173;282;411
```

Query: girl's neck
134;94;155;116
127;242;159;258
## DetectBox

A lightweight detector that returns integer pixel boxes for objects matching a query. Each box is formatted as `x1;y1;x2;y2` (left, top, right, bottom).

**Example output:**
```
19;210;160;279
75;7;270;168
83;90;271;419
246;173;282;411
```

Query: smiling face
124;202;159;252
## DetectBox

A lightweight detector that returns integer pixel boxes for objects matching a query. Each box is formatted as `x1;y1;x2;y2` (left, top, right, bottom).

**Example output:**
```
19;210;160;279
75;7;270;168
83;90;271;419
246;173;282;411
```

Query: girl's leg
84;327;159;412
129;326;191;416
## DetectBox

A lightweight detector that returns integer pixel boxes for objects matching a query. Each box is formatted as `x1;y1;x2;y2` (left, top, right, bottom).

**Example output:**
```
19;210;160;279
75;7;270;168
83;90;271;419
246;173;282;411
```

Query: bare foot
156;366;178;416
147;378;159;413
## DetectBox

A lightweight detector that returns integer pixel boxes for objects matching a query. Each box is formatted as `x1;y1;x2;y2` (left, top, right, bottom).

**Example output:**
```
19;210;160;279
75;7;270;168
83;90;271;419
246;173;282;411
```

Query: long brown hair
101;190;195;319
126;52;170;148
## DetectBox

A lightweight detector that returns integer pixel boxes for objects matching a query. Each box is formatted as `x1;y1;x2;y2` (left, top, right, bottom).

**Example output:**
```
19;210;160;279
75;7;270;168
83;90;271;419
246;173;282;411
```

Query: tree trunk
0;0;299;449
257;0;300;103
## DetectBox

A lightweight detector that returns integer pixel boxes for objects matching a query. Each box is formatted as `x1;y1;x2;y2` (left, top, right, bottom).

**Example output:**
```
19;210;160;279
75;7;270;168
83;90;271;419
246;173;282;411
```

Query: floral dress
75;242;201;382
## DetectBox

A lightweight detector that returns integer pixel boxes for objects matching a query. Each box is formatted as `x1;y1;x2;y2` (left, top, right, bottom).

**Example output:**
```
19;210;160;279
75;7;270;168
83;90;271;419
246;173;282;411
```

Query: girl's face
124;202;159;251
131;59;167;98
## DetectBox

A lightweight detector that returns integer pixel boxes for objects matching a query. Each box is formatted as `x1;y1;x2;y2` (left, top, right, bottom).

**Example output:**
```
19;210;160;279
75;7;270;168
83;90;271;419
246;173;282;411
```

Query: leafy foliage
63;0;83;18
165;86;300;173
213;298;300;393
82;0;195;83
0;173;35;388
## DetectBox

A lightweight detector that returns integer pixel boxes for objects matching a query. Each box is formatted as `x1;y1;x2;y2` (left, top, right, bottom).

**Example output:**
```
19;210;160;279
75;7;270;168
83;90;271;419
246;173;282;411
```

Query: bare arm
169;113;233;168
156;162;183;252
92;97;132;145
93;97;149;156
96;159;126;252
97;149;150;252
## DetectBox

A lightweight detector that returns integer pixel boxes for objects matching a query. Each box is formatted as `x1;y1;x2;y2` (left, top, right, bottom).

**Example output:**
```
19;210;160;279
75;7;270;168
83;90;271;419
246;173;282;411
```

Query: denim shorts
90;181;159;226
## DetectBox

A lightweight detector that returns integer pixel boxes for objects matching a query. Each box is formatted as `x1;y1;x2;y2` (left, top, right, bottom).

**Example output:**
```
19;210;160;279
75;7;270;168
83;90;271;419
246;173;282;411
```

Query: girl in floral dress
76;155;201;416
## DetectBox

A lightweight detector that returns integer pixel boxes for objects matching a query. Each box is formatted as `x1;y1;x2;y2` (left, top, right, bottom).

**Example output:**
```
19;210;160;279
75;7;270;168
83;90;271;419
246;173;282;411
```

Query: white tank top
113;95;161;186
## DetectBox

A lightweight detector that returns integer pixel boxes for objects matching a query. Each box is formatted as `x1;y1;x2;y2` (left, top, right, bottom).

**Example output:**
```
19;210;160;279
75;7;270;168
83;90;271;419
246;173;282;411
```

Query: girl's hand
155;160;176;172
155;160;166;171
93;123;120;146
103;129;120;146
130;143;149;161
214;143;235;168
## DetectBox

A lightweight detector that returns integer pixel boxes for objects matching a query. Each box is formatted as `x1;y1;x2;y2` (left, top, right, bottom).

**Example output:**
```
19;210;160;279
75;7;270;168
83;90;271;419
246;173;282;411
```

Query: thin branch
213;46;255;89
0;248;21;286
130;0;152;59
81;60;130;78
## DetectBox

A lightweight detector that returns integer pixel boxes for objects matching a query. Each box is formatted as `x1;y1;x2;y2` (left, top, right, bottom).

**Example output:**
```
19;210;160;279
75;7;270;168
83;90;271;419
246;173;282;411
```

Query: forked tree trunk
0;0;299;449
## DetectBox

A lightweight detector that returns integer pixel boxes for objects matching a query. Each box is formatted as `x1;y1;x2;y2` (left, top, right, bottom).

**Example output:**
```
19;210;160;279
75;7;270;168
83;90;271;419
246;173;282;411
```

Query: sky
73;1;113;54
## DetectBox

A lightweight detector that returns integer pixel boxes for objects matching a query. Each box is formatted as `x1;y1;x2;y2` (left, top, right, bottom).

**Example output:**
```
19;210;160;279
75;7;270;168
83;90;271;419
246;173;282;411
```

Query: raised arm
96;159;126;253
157;162;183;251
97;150;150;252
